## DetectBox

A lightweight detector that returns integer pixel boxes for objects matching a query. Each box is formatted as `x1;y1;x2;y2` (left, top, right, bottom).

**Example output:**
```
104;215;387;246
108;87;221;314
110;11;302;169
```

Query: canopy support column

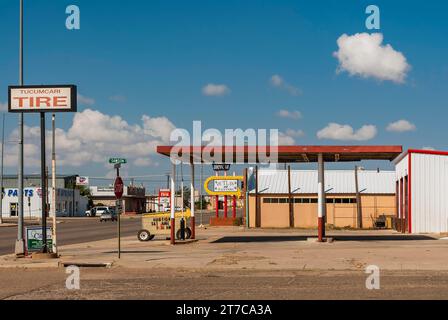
318;153;326;242
190;161;195;239
170;163;176;245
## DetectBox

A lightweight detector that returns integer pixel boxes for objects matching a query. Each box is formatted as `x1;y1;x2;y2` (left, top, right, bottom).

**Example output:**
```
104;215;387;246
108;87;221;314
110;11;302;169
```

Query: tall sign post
16;0;25;255
8;85;77;255
110;158;126;259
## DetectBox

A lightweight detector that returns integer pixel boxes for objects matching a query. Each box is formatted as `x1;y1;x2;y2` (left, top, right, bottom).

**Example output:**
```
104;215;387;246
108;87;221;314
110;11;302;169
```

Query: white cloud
77;94;95;106
422;146;435;151
202;84;230;96
270;75;302;96
0;102;7;112
278;129;305;145
3;109;176;168
270;75;283;87
284;129;305;138
386;119;416;132
333;33;410;83
317;123;377;141
277;109;302;120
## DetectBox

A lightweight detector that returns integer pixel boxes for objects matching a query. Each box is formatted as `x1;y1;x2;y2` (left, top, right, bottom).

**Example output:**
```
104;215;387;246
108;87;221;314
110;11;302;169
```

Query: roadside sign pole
117;165;121;259
0;114;5;224
15;0;25;256
51;114;57;254
113;163;123;259
40;112;47;253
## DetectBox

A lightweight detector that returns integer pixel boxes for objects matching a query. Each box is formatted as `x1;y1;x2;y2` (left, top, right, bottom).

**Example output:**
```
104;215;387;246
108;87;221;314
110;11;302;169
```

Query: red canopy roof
156;145;403;163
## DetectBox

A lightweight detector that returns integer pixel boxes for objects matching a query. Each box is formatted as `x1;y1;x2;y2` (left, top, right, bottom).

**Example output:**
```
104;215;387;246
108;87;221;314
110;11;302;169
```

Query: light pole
51;114;57;254
15;0;25;256
0;113;5;224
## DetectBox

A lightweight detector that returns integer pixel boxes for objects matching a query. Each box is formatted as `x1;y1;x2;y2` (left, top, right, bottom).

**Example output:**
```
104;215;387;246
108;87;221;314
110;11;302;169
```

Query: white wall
411;153;448;233
1;187;88;218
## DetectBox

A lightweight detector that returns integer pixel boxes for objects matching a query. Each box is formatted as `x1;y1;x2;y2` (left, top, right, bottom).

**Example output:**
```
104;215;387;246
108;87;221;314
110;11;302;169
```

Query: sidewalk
1;227;447;271
0;223;17;228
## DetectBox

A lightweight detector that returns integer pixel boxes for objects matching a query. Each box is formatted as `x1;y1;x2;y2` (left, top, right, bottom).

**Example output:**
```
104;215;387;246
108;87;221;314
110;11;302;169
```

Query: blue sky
0;0;447;188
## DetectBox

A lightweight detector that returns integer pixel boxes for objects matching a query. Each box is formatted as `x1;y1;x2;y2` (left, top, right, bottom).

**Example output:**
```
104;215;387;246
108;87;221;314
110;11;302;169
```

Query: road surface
0;217;142;256
0;210;238;255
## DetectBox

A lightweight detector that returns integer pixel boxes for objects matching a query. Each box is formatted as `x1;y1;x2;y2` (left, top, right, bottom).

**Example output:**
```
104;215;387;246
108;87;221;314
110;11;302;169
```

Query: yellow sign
204;176;244;197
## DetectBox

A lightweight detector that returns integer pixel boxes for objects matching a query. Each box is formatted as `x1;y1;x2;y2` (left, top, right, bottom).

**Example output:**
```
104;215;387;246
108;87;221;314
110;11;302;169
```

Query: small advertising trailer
138;209;192;241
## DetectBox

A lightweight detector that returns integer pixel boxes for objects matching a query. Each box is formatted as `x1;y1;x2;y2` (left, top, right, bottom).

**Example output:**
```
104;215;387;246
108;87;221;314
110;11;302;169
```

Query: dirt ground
1;267;448;300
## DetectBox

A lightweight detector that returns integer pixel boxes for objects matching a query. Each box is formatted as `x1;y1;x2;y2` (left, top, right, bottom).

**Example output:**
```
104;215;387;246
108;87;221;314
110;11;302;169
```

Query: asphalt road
2;268;448;300
0;217;141;256
0;210;237;255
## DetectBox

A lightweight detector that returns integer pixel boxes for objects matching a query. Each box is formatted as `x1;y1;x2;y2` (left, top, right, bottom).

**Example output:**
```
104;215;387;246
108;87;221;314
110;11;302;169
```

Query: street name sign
109;158;127;164
8;85;77;113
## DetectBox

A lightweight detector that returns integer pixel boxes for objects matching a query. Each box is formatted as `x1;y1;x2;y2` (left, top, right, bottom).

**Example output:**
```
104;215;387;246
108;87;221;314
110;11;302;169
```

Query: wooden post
243;168;248;227
255;166;260;228
355;166;363;229
288;165;294;227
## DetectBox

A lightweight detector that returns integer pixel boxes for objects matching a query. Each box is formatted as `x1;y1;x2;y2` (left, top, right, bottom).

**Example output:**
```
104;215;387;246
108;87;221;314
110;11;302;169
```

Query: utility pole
199;162;203;226
40;112;47;253
51;114;57;254
355;165;363;229
15;0;25;256
0;114;5;224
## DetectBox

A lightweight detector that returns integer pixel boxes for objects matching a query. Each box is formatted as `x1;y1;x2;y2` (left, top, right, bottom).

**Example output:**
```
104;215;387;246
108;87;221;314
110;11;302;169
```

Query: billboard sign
204;176;244;197
76;176;89;186
214;179;238;192
8;85;77;113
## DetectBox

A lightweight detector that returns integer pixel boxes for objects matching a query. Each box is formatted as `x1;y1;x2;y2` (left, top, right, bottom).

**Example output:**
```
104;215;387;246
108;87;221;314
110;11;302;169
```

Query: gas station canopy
156;145;403;163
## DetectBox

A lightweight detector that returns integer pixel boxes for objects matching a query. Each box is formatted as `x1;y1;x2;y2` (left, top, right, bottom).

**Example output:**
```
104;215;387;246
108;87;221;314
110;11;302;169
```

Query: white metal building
248;169;396;229
1;187;88;218
395;149;448;233
251;169;396;195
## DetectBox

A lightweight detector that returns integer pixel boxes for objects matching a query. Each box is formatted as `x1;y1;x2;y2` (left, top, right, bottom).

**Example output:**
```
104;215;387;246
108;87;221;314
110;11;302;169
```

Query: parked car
86;206;110;217
99;209;117;222
86;208;96;217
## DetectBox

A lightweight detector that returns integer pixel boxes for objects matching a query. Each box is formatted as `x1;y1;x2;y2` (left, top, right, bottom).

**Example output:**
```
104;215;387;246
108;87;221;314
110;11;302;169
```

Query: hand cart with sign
137;209;192;241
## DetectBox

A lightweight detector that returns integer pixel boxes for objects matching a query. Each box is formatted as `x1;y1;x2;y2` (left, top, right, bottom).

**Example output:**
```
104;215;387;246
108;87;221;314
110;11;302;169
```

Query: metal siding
254;170;395;195
395;154;408;220
412;153;448;233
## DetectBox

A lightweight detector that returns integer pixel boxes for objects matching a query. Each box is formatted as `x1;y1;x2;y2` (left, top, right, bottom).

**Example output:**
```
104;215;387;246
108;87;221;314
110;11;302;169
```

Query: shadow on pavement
212;234;436;243
102;250;165;254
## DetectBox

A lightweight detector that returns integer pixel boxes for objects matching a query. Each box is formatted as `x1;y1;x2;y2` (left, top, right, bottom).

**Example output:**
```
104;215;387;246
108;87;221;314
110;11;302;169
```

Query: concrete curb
59;261;113;268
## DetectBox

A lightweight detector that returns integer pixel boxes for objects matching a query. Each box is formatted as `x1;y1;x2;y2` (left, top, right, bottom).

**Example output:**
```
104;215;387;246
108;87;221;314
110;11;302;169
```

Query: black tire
185;227;192;239
138;229;151;241
149;234;155;240
176;228;191;240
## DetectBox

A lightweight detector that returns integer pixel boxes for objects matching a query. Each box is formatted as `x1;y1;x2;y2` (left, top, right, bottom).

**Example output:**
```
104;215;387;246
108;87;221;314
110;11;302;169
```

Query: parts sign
8;85;77;113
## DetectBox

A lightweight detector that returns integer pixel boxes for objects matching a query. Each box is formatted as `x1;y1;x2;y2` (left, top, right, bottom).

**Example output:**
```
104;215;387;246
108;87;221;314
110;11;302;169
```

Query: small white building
1;187;88;218
395;149;448;233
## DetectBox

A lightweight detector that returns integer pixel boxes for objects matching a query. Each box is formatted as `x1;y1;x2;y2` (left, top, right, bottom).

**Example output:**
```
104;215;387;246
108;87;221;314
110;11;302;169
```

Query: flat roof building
248;169;396;229
395;149;448;234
